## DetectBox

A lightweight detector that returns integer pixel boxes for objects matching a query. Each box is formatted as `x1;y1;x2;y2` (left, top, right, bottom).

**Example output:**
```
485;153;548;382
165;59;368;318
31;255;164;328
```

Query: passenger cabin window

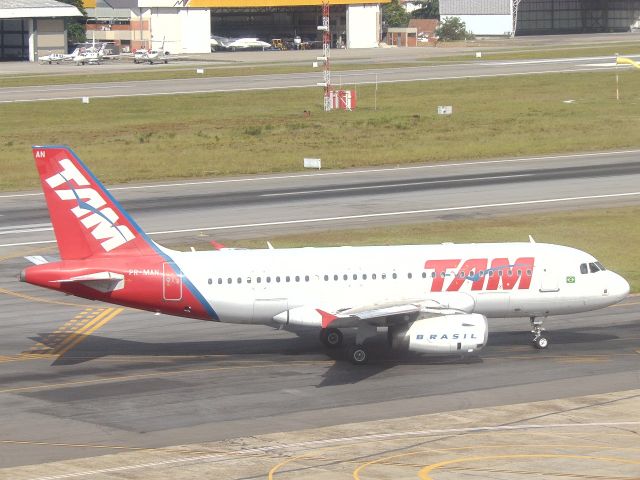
580;263;588;274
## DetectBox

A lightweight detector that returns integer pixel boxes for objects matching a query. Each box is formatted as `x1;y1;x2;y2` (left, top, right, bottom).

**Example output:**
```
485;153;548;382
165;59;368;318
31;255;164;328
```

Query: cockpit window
580;263;588;274
589;262;603;273
595;262;606;271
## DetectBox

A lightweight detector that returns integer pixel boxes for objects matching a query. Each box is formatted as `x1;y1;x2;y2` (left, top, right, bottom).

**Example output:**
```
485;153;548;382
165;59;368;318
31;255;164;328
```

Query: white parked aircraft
210;35;230;51
38;48;80;64
73;43;106;65
133;37;172;64
134;47;170;64
225;38;272;51
22;146;630;364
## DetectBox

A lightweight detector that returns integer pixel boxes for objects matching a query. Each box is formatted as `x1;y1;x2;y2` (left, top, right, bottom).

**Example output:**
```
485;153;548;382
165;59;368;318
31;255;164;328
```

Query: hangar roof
0;0;83;19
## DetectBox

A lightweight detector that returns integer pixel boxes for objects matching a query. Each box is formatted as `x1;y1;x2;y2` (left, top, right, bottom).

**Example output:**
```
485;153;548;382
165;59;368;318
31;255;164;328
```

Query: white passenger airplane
21;146;630;364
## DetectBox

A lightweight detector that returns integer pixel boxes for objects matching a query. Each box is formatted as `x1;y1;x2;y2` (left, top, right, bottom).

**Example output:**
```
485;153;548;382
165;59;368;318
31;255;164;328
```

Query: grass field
2;68;640;191
1;41;638;88
192;206;640;293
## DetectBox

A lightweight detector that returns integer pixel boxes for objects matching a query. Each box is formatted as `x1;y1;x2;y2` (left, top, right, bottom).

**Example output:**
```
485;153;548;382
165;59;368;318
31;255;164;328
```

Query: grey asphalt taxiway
0;54;633;103
0;149;639;478
2;149;640;249
0;254;638;476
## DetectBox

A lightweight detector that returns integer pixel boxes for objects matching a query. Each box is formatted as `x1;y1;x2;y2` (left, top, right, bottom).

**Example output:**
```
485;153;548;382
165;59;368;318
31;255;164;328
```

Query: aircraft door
163;262;183;301
539;266;560;293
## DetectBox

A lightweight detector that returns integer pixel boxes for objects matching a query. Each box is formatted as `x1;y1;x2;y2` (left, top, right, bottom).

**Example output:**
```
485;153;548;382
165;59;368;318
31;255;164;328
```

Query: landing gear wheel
530;316;547;350
320;328;343;348
534;336;548;349
349;345;368;365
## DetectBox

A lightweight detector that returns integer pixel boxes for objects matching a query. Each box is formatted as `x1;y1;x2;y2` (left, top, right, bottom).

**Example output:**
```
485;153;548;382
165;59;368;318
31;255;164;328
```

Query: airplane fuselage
24;242;629;327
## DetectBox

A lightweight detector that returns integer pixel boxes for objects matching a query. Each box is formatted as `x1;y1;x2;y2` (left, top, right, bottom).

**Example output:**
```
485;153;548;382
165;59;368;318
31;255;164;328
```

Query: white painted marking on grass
23;421;640;480
2;191;639;249
2;149;640;199
260;174;534;197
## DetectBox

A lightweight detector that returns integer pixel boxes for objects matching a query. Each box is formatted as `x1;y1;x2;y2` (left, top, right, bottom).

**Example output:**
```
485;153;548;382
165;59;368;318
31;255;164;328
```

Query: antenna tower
322;0;331;111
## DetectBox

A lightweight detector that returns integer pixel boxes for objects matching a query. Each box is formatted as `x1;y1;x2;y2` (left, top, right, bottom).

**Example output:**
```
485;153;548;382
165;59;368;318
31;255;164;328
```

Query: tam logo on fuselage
425;257;535;292
45;158;135;252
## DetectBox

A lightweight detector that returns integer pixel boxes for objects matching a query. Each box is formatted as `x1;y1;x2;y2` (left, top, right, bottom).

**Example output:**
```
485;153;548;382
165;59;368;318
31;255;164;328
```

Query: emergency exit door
163;262;183;301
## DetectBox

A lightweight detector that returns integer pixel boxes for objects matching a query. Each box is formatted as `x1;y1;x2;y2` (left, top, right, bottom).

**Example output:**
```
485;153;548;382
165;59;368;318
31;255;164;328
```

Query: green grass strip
3;69;640;191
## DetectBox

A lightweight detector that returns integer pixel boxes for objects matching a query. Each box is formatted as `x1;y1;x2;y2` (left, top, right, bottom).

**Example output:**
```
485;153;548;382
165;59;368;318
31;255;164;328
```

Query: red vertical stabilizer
33;145;152;260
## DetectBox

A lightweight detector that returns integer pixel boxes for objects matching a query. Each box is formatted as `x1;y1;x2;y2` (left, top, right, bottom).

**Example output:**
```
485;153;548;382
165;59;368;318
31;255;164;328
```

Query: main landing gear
319;327;343;349
319;325;375;365
348;345;369;365
530;316;548;349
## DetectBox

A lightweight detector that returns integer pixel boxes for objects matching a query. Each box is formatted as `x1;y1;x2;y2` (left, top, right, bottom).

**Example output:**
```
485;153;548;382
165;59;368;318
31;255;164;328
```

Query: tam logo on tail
45;158;135;252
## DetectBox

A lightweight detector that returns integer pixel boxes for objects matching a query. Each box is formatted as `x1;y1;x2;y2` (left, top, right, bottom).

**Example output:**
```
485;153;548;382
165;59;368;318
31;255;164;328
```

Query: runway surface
3;390;639;479
0;55;634;103
2;149;640;249
0;246;638;472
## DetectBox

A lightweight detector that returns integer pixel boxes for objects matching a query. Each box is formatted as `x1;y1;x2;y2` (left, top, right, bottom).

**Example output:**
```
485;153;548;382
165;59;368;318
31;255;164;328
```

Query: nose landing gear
530;316;548;349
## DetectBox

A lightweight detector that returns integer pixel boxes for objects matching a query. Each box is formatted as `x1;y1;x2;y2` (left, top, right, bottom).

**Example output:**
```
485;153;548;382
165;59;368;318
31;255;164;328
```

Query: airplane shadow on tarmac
24;325;623;387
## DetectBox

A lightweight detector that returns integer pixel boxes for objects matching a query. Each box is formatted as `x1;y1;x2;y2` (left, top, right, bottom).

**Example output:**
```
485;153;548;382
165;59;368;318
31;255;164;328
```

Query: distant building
0;0;82;61
84;0;388;54
440;0;640;37
408;18;438;41
440;0;514;36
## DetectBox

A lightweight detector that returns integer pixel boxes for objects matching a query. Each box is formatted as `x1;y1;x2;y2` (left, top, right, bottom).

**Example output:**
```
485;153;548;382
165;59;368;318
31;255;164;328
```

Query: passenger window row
206;268;532;285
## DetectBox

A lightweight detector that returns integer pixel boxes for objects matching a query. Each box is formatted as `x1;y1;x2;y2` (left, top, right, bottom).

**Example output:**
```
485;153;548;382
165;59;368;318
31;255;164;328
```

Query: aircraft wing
274;292;475;328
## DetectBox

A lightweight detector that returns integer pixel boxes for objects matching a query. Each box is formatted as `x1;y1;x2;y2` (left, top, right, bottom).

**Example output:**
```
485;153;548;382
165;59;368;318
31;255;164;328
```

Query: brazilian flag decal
566;276;576;284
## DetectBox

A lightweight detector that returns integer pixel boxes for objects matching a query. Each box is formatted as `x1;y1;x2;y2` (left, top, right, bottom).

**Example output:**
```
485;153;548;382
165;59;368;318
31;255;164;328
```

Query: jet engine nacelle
390;314;488;354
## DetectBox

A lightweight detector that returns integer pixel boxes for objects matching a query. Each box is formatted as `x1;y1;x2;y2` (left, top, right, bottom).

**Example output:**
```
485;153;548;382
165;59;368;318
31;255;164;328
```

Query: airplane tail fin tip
32;145;148;260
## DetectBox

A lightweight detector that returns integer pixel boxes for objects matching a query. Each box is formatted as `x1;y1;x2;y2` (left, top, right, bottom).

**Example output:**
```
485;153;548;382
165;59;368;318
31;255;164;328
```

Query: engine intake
390;314;488;354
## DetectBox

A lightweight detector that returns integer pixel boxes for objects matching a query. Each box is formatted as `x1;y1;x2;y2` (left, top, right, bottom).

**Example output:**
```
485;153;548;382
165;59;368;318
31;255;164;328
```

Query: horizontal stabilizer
53;271;125;293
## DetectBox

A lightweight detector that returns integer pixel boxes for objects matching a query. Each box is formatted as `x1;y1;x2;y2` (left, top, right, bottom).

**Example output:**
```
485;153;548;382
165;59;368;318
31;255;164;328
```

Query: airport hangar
440;0;640;37
0;0;82;62
84;0;387;54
